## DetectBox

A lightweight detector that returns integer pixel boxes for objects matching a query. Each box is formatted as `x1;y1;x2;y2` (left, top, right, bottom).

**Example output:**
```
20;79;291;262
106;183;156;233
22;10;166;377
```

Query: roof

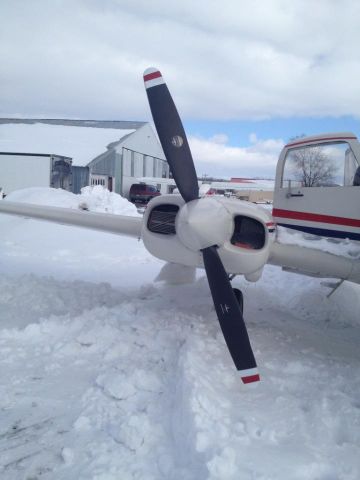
0;119;145;166
0;151;71;160
0;118;146;129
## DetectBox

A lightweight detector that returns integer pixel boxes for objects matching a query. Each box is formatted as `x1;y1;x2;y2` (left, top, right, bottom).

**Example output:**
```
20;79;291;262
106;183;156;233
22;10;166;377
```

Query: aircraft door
273;139;360;240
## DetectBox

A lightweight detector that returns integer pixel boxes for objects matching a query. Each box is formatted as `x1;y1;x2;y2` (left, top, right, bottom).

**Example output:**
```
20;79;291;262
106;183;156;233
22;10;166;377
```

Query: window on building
145;156;154;177
122;150;132;176
91;177;106;186
134;152;143;177
130;151;134;177
162;161;167;178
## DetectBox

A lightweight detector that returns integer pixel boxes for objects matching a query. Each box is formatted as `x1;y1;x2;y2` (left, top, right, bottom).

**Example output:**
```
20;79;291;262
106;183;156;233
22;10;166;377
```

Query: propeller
143;68;198;202
144;68;260;383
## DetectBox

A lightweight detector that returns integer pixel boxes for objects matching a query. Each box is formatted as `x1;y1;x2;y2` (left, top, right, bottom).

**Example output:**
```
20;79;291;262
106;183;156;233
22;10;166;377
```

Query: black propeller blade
202;246;259;383
144;68;199;203
144;67;259;383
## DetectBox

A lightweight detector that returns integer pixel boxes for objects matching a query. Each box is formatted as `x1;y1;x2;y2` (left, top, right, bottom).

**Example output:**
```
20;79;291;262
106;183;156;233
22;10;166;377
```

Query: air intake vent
231;215;265;249
147;204;179;235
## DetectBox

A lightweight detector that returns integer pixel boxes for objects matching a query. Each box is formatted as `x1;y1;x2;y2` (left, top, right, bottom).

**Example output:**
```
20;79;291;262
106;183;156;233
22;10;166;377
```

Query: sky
1;0;360;178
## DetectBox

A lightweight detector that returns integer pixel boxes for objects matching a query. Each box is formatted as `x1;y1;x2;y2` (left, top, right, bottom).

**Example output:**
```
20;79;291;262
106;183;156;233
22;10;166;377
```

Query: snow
0;123;135;166
0;187;360;479
277;226;360;260
6;185;141;216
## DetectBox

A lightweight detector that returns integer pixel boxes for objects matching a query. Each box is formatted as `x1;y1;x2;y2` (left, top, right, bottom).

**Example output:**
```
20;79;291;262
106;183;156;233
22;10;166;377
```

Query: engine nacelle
142;195;274;281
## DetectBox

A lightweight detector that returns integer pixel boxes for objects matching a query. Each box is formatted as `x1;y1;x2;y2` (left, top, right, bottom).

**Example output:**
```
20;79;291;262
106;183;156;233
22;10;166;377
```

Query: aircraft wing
269;239;360;285
0;200;143;238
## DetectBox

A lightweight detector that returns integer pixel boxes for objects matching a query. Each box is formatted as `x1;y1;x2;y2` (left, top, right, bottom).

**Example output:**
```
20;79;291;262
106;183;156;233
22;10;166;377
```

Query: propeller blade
144;68;199;203
202;246;260;384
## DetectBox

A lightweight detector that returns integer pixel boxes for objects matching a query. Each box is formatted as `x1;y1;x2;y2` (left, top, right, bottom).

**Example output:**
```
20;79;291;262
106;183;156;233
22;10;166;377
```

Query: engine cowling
142;195;275;281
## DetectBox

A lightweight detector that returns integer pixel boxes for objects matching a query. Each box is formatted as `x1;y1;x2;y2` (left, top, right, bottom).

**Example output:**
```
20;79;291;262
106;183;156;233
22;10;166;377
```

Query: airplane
1;67;360;384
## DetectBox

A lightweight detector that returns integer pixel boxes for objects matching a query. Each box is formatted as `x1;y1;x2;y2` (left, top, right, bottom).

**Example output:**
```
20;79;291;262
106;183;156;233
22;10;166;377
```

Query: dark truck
129;183;161;205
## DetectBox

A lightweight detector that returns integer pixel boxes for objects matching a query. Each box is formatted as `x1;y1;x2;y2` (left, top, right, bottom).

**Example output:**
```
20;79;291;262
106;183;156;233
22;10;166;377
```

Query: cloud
188;133;284;178
0;0;360;120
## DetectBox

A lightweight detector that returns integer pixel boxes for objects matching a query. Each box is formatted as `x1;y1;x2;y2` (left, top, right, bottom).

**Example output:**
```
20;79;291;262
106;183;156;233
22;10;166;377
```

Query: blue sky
185;116;360;147
1;0;360;179
183;116;360;178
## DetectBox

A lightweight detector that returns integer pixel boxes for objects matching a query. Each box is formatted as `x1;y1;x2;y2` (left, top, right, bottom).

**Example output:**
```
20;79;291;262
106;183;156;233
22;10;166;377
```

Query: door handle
286;181;304;198
286;192;304;198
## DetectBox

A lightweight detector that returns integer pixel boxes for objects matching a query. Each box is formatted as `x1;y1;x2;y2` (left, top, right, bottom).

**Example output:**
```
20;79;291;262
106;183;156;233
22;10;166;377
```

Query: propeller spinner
144;68;260;384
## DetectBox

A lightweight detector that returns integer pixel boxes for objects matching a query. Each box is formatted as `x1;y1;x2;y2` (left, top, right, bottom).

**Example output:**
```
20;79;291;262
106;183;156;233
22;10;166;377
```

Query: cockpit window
231;216;265;250
282;142;359;188
354;166;360;186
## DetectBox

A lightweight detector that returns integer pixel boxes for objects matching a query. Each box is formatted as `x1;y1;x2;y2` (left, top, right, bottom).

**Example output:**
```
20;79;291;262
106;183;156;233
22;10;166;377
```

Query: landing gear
233;288;244;315
228;274;244;315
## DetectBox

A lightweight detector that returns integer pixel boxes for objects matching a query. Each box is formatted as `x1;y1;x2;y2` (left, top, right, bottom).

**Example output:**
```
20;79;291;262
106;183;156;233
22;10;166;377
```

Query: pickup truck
129;183;161;205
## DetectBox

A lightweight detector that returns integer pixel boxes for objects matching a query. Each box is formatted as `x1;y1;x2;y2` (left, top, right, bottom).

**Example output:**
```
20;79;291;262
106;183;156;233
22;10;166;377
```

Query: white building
88;123;169;197
0;119;168;197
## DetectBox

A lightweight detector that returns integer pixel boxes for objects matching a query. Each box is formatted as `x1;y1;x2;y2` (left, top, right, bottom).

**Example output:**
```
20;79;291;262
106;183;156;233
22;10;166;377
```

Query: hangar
0;119;168;197
87;122;169;197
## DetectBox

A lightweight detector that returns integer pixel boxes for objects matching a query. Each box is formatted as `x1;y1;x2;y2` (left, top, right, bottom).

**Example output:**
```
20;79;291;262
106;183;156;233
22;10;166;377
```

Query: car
129;183;161;204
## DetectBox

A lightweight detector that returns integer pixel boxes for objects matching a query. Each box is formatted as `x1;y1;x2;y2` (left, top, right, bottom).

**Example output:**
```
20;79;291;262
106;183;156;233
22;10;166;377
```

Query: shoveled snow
277;226;360;260
6;185;141;216
0;187;360;479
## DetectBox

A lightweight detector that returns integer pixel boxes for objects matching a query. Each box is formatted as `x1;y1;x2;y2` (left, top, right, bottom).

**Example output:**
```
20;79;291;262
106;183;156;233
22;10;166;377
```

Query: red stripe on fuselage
144;71;162;82
272;208;360;228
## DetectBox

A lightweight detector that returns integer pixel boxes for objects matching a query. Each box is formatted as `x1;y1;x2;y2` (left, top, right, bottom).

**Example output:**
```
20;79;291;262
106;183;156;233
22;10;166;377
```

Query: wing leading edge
269;240;360;285
0;201;143;238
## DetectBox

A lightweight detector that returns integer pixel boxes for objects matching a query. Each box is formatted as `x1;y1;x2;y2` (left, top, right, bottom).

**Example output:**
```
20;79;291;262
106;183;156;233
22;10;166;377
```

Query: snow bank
0;187;360;479
6;185;140;216
277;226;360;259
0;272;359;479
79;186;140;215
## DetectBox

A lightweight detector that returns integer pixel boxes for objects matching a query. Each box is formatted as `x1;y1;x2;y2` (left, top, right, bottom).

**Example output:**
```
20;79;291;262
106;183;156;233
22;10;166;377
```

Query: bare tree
289;145;338;187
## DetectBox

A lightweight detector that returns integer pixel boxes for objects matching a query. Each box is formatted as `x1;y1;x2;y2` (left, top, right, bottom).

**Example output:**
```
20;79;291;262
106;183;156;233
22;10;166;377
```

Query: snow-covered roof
0;120;141;166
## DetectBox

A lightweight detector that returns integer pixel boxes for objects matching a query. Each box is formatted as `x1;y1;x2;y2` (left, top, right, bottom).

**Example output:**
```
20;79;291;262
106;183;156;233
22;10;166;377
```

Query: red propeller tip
143;68;164;88
240;368;260;384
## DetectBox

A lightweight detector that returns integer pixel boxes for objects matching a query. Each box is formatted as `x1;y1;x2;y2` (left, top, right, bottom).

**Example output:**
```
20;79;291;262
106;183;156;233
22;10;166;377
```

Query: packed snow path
0;188;360;479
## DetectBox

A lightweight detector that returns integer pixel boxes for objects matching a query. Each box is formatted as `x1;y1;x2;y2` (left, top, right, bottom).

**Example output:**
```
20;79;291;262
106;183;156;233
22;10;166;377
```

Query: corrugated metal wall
71;166;89;194
88;147;169;196
89;150;116;177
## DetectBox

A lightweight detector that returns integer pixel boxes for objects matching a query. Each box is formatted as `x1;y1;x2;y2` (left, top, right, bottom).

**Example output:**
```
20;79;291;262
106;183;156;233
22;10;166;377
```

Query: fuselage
272;132;360;241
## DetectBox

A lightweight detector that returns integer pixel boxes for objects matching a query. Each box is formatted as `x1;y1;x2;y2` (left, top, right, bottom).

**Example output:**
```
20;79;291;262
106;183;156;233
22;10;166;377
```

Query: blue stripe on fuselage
277;223;360;241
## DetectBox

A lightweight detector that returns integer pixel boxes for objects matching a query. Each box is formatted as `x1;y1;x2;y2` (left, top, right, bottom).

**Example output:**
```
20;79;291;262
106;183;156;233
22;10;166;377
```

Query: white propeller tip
144;67;160;76
143;68;164;89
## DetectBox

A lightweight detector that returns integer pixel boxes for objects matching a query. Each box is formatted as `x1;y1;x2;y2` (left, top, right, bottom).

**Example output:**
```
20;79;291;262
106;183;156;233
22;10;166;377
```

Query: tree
289;145;338;187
